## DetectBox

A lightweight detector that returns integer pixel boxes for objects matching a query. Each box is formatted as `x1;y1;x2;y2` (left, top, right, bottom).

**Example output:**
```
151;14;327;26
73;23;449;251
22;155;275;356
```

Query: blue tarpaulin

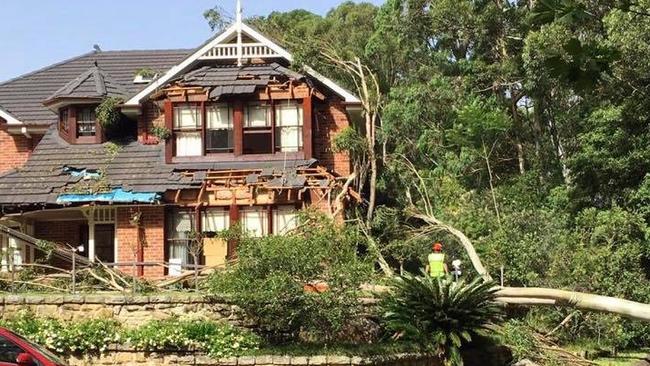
56;188;160;204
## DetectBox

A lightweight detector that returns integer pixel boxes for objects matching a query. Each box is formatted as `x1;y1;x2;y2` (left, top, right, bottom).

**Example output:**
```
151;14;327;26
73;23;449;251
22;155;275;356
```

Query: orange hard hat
433;242;443;251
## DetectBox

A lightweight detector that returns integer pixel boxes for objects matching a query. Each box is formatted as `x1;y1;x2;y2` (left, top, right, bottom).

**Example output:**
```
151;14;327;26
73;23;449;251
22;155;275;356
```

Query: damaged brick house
0;17;361;278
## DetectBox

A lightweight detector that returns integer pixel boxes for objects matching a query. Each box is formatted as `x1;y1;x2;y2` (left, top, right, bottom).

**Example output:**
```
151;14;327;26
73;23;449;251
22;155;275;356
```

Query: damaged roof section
0;128;195;206
173;63;306;99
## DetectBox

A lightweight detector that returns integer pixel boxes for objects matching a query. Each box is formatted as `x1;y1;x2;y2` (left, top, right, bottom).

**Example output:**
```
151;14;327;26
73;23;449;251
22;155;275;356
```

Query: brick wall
314;102;352;176
116;206;165;278
137;101;165;142
0;130;41;174
34;220;84;246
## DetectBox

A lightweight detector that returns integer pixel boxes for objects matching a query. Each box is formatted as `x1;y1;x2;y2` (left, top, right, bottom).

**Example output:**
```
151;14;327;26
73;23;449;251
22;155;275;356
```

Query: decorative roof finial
236;0;243;67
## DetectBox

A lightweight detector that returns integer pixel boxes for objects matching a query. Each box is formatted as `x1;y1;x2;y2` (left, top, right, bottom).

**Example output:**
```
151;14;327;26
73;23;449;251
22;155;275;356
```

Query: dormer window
59;108;69;132
76;106;96;137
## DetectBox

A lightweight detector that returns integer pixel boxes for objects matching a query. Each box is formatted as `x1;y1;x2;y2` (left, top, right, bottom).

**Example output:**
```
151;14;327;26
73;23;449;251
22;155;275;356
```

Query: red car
0;327;67;366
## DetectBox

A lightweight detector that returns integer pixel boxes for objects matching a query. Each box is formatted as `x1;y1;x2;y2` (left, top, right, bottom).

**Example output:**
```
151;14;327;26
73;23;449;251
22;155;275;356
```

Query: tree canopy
205;0;650;350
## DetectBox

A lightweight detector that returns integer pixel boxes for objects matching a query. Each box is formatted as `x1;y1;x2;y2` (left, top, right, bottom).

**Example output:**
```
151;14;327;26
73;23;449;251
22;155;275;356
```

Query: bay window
275;102;303;152
243;103;273;154
76;106;96;137
59;108;69;133
173;104;202;157
206;104;233;153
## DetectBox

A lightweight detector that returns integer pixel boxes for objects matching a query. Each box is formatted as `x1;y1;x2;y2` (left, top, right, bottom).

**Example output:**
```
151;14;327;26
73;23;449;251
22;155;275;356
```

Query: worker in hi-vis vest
426;242;448;278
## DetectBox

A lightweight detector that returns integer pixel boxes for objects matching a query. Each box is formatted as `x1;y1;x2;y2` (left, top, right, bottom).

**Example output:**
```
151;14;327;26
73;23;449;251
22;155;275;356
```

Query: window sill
172;151;305;164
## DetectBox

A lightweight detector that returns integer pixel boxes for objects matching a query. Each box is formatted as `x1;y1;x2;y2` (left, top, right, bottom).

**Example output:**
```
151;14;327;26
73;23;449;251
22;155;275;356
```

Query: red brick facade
116;206;165;278
0;130;42;174
34;220;84;246
314;102;352;176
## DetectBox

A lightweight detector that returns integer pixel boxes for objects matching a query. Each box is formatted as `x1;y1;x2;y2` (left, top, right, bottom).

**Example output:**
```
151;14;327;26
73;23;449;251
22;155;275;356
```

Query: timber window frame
173;103;203;157
206;103;234;153
76;106;96;138
169;99;310;158
243;102;273;155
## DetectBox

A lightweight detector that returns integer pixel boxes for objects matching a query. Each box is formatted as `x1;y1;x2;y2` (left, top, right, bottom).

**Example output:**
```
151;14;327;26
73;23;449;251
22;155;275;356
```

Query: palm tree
379;273;502;365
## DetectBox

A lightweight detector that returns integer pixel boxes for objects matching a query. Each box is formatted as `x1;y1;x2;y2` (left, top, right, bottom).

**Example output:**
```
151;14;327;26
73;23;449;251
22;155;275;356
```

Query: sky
0;0;384;83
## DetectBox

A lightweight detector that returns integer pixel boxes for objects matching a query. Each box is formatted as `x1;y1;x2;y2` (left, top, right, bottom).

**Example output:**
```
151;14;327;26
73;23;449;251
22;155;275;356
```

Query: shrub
0;310;120;354
208;212;372;343
124;318;261;357
379;274;502;365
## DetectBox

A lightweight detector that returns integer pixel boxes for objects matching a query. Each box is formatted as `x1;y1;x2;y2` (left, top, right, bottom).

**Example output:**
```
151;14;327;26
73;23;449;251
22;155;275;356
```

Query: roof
45;65;128;103
0;49;191;125
176;63;306;99
0;128;193;205
125;21;361;106
0;128;316;207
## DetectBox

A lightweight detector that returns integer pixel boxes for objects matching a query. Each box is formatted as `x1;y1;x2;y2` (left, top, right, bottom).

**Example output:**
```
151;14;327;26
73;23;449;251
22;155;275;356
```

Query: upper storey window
59;109;69;132
275;101;303;152
76;106;96;137
207;104;233;153
170;100;307;158
173;104;202;157
244;103;272;154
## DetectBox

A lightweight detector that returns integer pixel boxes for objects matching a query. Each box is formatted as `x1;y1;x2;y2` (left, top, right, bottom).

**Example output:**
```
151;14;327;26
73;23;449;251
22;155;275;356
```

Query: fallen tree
400;157;650;322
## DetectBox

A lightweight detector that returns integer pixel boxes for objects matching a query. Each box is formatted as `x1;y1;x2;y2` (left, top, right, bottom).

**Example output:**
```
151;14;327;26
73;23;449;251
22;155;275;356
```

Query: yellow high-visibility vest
428;253;445;278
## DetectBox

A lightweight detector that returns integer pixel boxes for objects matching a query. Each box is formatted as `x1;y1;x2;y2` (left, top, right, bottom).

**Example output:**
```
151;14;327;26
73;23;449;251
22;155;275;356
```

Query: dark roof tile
0;49;192;125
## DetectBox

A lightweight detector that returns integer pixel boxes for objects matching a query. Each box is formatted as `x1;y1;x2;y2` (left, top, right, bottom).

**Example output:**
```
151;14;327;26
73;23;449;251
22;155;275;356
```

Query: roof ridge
0;50;98;87
93;48;194;53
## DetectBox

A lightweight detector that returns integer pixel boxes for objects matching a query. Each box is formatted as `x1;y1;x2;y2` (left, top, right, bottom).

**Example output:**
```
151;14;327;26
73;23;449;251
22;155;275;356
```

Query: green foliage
0;309;120;354
133;68;157;78
150;125;171;141
124;318;261;357
379;274;502;365
95;97;123;130
208;212;372;343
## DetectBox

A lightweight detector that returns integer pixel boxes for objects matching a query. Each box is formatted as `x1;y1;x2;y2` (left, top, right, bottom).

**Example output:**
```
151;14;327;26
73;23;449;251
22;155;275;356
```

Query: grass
245;341;424;357
593;350;648;366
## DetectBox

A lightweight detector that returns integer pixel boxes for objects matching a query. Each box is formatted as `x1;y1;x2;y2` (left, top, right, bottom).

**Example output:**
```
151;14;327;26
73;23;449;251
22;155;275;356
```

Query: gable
124;22;360;106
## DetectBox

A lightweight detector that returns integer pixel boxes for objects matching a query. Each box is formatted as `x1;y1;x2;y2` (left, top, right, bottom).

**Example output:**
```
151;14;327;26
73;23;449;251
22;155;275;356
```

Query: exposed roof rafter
124;21;360;106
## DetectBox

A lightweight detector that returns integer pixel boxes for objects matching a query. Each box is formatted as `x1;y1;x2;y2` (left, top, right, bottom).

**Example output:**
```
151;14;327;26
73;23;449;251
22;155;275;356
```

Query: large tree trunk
496;287;650;322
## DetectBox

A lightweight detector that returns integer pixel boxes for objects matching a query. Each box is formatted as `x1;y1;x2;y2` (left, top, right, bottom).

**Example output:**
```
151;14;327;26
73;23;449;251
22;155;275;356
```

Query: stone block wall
66;350;440;366
0;293;240;327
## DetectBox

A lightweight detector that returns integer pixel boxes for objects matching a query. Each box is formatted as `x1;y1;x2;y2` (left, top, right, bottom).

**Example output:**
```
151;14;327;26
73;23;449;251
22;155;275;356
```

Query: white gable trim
303;66;361;104
0;108;22;125
124;22;360;106
124;23;240;106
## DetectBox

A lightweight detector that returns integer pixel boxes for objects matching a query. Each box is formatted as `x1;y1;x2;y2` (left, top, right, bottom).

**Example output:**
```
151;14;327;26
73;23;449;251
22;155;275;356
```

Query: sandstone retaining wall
66;349;440;366
0;293;240;327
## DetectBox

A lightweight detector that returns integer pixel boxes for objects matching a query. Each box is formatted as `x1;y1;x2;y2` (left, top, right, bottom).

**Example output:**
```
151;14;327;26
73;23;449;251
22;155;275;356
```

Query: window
76;106;96;137
241;207;268;237
0;335;23;363
206;104;233;153
173;104;202;157
59;108;69;132
244;103;272;154
273;206;299;235
202;209;230;232
166;209;195;276
275;102;303;152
